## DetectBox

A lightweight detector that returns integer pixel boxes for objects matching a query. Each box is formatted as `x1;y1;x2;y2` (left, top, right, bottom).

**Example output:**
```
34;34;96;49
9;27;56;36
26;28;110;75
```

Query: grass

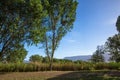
1;62;120;80
1;62;120;72
0;71;120;80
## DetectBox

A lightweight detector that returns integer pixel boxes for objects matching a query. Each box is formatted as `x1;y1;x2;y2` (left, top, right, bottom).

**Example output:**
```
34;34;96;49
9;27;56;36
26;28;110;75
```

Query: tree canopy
0;0;78;65
41;0;78;70
105;34;120;62
6;44;27;63
0;0;46;61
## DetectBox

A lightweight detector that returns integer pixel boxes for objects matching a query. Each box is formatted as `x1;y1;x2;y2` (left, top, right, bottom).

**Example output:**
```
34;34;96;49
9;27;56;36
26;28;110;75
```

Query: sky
25;0;120;60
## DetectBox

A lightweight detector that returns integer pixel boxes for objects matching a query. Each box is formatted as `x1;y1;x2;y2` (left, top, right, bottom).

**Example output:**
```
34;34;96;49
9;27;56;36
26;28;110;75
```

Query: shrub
94;62;109;70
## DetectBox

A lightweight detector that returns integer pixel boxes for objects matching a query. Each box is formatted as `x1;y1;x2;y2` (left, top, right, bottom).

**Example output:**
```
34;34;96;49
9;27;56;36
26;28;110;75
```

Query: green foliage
116;16;120;33
6;44;27;63
42;56;49;63
105;34;120;62
42;57;72;63
29;54;43;62
55;59;73;64
41;0;78;70
0;0;46;61
94;62;109;70
108;62;120;70
91;46;105;63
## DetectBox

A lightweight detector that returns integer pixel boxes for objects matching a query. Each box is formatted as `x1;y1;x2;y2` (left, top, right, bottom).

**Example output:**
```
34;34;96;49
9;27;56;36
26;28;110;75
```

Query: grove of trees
0;0;78;70
1;0;120;72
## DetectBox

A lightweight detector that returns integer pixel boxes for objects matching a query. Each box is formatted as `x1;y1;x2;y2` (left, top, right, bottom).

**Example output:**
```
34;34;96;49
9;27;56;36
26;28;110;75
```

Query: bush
94;62;109;70
108;62;120;70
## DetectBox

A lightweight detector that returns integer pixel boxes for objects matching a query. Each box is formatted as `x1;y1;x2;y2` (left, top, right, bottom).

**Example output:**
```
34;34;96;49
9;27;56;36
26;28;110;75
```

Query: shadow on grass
47;71;120;80
0;72;8;75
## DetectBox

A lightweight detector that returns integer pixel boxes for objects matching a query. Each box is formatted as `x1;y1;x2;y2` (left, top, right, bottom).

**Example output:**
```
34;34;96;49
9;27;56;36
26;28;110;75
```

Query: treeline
29;54;73;63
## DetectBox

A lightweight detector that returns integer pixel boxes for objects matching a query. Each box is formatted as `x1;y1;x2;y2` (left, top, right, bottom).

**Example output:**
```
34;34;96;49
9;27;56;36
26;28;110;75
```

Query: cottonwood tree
105;34;120;62
41;0;78;70
91;46;105;63
0;0;46;61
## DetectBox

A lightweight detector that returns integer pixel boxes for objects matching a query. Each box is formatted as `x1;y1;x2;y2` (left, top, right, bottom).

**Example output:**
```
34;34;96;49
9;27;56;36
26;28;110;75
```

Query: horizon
25;0;120;60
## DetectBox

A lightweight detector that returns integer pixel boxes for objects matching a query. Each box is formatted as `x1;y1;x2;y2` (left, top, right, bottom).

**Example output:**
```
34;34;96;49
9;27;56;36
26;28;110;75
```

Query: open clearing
0;71;120;80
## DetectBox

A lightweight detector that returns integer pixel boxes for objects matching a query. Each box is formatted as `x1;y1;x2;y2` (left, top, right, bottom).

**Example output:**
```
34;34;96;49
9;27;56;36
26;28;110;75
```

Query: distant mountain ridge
64;54;110;62
64;55;92;61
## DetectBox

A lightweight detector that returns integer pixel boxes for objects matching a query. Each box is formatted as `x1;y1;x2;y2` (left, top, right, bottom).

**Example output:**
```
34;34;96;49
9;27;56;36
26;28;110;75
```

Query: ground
0;71;120;80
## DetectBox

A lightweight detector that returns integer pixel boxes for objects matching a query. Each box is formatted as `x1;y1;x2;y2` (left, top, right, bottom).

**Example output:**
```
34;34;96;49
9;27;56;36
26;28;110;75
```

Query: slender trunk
49;14;56;71
0;52;3;61
50;23;55;71
49;49;54;71
49;58;53;71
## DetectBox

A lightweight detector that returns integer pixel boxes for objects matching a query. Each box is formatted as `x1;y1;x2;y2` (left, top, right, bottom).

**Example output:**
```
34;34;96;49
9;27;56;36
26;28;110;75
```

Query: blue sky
25;0;120;60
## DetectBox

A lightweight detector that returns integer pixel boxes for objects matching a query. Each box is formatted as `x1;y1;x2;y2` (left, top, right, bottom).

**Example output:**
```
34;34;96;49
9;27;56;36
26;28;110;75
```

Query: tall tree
0;0;46;61
105;34;120;62
91;46;105;63
41;0;78;70
116;16;120;33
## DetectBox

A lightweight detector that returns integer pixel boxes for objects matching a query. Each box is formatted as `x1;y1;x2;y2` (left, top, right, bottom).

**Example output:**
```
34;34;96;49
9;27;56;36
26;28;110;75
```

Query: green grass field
0;71;120;80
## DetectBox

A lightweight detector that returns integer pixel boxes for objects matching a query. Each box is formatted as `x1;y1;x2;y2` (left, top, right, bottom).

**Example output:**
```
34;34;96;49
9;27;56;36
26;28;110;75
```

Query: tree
29;54;43;63
41;0;78;70
105;34;120;62
0;0;46;61
91;46;105;63
116;16;120;33
6;44;27;63
42;56;49;63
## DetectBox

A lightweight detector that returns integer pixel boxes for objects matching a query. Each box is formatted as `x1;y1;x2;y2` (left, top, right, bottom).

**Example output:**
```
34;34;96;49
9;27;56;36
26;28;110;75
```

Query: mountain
64;55;92;61
64;54;110;62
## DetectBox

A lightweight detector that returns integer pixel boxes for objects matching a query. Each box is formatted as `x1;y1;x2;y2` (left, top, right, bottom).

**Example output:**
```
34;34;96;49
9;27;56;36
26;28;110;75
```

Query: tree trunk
49;58;53;71
0;52;3;61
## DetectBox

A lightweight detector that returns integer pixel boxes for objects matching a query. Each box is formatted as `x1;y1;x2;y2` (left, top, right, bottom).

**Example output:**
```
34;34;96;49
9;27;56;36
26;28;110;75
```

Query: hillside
64;54;110;62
